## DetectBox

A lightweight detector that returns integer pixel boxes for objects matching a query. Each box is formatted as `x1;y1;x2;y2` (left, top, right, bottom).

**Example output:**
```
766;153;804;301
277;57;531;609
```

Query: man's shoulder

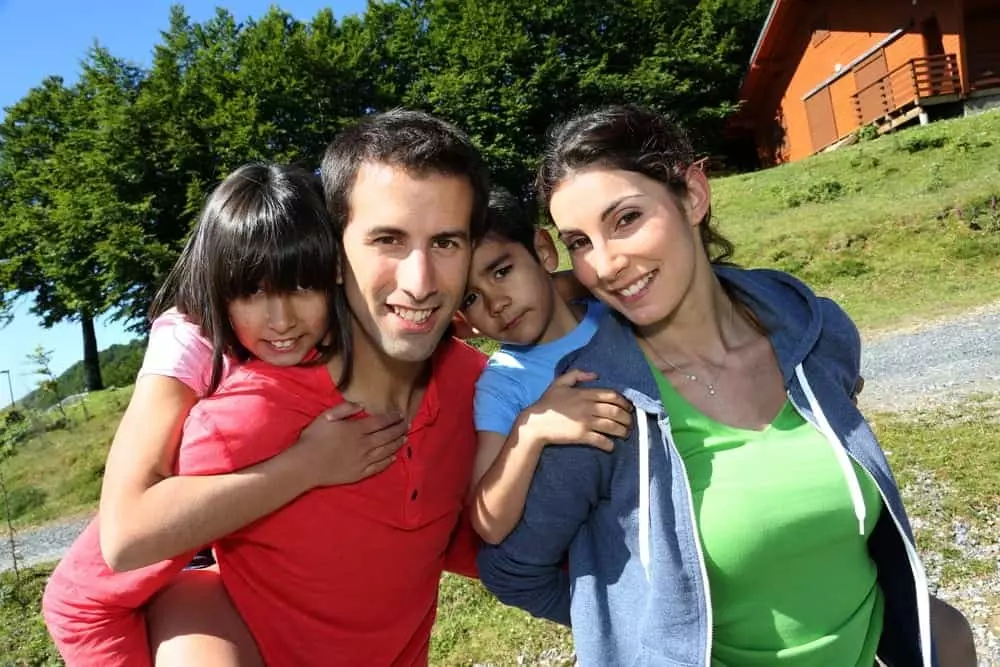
435;337;488;378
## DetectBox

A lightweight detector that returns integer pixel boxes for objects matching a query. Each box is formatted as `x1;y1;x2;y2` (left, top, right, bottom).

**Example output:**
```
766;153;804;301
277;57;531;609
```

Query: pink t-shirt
137;308;232;397
43;309;231;667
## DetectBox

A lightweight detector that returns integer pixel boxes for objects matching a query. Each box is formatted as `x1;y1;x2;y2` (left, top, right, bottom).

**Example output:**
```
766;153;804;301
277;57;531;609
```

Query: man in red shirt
44;110;491;667
179;110;492;665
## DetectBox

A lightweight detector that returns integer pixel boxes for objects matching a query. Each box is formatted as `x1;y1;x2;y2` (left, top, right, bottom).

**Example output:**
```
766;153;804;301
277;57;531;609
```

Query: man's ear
450;311;480;340
534;228;560;273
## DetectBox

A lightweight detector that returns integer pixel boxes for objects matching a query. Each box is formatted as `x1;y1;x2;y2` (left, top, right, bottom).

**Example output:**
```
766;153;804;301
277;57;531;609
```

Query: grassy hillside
712;110;1000;331
18;340;145;411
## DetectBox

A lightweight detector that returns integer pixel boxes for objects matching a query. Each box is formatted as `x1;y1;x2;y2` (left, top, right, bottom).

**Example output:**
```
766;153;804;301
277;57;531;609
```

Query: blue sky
0;0;367;405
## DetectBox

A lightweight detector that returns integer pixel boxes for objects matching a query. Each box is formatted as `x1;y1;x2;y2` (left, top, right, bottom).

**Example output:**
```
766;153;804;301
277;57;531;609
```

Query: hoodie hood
715;265;824;381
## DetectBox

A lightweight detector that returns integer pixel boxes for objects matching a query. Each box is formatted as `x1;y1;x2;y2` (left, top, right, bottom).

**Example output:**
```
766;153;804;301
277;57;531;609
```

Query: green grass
711;110;1000;331
0;388;132;528
870;395;1000;638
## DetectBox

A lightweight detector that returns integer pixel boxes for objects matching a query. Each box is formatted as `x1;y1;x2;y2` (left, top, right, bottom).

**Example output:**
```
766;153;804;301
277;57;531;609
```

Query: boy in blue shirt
460;188;632;544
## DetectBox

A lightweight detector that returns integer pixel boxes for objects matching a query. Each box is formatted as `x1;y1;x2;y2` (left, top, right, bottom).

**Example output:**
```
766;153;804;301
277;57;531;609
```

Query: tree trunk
81;312;104;392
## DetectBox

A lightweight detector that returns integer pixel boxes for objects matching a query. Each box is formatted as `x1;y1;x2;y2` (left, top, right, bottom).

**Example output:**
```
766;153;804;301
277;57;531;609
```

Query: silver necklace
643;301;735;398
647;345;722;397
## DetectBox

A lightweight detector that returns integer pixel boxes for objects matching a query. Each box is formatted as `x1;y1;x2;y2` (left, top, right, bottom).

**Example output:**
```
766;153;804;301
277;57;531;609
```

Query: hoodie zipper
792;367;932;667
656;413;714;667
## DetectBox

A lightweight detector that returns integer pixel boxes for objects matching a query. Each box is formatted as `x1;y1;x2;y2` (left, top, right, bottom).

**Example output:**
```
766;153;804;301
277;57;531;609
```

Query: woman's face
548;167;710;328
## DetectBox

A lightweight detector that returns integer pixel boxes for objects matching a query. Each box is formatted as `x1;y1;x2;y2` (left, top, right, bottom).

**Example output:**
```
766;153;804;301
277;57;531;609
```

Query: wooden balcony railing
851;53;961;125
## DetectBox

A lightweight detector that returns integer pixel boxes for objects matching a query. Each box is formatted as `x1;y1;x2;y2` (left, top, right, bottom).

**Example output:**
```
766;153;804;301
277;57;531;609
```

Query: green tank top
647;359;885;666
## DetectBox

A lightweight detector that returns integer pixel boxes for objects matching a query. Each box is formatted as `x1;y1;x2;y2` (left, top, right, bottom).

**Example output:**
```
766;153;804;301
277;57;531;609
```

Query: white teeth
392;307;434;324
619;273;653;298
270;339;295;350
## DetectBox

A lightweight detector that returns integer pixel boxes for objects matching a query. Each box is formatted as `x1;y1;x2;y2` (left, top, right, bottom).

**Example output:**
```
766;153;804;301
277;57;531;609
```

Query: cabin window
811;15;830;47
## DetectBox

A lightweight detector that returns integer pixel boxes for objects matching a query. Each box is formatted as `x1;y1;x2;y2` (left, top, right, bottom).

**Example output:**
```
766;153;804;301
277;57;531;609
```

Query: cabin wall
756;0;965;163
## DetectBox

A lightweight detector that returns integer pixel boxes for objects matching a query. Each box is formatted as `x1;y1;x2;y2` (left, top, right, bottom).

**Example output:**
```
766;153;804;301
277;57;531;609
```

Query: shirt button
411;489;419;501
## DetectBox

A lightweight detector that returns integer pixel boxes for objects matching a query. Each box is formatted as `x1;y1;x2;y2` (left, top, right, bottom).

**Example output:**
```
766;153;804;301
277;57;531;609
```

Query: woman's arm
477;441;604;625
99;375;406;572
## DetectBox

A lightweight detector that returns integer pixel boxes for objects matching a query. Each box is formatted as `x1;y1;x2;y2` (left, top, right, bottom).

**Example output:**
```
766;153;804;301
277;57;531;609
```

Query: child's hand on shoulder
516;369;632;452
288;403;408;488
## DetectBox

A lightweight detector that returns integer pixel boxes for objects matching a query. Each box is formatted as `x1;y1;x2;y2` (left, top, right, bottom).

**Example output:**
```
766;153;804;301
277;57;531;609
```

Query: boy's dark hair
483;186;539;260
320;109;491;242
537;104;735;265
150;163;353;394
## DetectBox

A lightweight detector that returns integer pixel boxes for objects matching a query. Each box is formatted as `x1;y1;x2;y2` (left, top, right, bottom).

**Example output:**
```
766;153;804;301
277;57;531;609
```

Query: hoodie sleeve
477;446;603;626
816;297;863;398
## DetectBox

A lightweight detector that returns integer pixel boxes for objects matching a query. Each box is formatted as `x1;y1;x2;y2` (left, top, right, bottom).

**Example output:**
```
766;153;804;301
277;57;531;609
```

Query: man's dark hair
321;109;491;242
483;186;539;260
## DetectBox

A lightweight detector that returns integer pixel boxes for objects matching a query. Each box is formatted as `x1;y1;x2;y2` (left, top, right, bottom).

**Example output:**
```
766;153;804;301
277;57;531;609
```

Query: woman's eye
617;210;641;228
565;237;590;252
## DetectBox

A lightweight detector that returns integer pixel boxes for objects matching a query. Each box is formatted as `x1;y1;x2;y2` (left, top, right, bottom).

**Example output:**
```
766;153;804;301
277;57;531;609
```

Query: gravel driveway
3;303;999;663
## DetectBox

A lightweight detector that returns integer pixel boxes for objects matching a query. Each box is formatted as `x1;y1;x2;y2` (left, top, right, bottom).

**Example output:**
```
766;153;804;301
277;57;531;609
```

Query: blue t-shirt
473;299;607;436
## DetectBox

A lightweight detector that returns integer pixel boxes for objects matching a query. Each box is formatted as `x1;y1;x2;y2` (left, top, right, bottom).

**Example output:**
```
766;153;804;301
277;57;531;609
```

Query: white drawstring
795;365;867;535
637;407;652;581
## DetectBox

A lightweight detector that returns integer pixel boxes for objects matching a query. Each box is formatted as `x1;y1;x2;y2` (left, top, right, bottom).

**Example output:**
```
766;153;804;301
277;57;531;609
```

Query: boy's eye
461;293;479;310
493;264;512;280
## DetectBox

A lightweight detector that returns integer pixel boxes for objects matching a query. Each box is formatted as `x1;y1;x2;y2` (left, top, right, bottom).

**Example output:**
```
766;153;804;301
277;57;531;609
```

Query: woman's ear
533;228;560;273
684;161;712;228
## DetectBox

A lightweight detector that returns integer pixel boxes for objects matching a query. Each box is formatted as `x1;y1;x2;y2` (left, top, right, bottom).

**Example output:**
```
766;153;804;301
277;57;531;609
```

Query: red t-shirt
43;338;485;666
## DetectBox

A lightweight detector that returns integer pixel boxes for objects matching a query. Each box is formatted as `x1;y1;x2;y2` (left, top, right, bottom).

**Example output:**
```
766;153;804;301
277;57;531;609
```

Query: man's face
340;161;474;364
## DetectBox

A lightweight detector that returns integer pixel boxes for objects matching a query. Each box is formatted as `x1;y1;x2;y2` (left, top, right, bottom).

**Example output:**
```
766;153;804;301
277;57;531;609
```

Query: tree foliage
0;0;770;379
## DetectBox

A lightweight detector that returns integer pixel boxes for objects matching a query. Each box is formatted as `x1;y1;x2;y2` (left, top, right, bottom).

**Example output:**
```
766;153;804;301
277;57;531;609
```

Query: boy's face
461;230;560;346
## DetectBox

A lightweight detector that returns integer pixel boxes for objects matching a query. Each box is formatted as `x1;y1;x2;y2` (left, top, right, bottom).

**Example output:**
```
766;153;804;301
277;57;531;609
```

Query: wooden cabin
732;0;1000;165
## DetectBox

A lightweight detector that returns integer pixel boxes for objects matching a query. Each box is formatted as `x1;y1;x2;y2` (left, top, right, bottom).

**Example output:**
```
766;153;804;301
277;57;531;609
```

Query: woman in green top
478;104;976;666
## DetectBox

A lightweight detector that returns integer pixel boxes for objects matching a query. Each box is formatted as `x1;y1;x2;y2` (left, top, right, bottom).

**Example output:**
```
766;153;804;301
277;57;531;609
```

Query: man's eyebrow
478;251;511;276
433;229;470;242
364;225;407;238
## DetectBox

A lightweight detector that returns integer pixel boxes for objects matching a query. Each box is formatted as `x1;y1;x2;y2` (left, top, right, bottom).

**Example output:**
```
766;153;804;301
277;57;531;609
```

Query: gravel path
3;304;998;663
859;302;1000;413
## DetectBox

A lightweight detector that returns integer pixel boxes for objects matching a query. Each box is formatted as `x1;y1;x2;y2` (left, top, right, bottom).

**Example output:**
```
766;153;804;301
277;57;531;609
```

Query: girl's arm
470;370;630;544
99;375;405;572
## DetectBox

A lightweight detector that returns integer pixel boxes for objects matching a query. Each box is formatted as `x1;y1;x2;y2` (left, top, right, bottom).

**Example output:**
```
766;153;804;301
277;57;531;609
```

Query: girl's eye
616;210;641;228
461;293;479;310
493;264;512;280
564;236;590;252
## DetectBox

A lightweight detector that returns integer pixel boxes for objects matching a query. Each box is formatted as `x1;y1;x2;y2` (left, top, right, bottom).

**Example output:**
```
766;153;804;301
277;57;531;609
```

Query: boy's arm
471;428;548;544
477;445;602;626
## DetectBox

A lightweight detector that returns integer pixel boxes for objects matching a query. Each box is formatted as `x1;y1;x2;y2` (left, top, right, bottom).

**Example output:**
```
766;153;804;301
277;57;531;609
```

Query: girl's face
227;288;330;366
548;167;710;328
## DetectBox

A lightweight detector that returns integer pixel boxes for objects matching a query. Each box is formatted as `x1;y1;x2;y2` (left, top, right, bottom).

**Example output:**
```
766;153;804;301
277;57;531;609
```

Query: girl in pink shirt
43;163;407;667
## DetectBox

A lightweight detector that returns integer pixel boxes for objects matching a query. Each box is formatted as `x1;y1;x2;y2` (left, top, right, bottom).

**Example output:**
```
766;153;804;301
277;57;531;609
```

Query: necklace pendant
688;374;698;381
707;385;716;396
